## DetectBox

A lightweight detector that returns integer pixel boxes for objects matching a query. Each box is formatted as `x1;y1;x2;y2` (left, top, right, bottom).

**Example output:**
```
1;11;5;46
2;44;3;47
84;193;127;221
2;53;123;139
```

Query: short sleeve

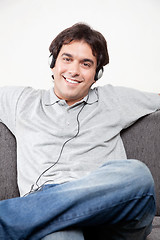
0;86;26;134
114;86;160;128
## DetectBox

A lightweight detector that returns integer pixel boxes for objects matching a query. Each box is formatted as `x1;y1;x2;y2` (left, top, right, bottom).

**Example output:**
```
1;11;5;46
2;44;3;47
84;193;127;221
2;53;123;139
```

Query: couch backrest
0;123;19;199
121;110;160;216
0;111;160;215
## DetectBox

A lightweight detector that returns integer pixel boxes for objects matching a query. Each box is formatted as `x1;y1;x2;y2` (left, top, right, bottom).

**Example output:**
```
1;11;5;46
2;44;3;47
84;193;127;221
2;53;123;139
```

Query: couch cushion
147;217;160;240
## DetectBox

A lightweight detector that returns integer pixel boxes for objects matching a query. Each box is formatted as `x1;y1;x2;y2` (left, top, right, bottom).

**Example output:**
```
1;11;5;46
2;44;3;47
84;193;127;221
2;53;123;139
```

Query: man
0;23;160;240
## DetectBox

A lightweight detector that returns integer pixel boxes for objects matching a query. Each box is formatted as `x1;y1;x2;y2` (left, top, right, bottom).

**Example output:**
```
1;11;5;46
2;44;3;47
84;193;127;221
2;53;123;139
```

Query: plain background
0;0;159;92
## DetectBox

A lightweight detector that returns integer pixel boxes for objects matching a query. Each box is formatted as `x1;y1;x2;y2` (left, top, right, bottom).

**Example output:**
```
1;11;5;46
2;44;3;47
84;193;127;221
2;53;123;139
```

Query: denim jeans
42;229;84;240
0;159;156;240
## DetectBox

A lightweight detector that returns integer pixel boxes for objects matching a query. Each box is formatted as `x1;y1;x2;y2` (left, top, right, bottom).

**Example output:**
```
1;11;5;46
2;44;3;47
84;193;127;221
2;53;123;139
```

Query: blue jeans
0;160;156;240
42;229;84;240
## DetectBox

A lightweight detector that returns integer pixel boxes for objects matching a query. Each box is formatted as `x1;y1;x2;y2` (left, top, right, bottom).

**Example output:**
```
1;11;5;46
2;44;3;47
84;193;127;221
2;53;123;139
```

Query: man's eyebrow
83;58;94;65
61;53;73;58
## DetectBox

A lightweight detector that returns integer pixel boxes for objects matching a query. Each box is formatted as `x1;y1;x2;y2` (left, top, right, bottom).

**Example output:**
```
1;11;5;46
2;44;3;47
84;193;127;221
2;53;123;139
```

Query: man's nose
68;61;80;77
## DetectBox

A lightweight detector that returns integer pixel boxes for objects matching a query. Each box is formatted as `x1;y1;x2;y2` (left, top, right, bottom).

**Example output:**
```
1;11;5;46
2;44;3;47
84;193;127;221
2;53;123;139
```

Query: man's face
51;40;97;105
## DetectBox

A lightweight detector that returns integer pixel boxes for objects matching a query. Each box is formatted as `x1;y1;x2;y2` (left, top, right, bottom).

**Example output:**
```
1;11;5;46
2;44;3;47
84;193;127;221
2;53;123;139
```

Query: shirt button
67;121;70;125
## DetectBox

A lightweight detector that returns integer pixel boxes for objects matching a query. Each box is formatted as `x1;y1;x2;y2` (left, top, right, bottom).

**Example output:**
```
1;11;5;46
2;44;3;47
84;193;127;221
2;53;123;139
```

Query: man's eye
83;62;91;67
63;57;71;62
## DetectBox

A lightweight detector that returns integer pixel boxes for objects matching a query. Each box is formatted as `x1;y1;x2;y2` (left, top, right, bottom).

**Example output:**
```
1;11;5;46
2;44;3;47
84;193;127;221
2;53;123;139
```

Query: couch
0;111;160;239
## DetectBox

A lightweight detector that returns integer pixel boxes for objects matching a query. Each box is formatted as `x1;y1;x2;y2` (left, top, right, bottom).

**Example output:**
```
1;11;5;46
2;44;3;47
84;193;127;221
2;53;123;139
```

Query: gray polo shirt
0;84;160;196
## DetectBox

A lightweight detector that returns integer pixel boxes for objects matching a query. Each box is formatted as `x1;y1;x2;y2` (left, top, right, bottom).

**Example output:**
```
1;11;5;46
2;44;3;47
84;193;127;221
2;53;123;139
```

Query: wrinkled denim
0;160;156;240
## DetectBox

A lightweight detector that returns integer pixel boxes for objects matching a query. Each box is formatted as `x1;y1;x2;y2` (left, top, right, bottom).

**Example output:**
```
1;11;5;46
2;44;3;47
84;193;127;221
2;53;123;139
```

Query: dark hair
49;23;109;71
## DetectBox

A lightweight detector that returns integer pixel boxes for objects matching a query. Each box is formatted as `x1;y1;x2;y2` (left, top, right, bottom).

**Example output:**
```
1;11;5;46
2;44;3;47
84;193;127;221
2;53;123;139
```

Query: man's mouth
62;76;82;84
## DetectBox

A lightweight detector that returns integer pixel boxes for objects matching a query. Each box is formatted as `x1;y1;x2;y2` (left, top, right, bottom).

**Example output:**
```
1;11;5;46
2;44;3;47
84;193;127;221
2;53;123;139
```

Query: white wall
0;0;159;92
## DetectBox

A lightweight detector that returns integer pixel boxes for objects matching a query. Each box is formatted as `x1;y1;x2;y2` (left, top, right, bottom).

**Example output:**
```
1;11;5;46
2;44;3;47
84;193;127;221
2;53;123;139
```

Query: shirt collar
43;87;98;106
43;88;60;106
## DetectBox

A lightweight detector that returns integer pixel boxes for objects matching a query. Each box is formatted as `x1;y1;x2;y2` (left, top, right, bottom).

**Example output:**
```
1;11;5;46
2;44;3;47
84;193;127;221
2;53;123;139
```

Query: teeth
66;78;79;84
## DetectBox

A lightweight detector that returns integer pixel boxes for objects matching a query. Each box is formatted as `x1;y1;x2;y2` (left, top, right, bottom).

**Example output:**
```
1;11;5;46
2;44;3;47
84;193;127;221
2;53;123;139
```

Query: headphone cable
23;98;88;196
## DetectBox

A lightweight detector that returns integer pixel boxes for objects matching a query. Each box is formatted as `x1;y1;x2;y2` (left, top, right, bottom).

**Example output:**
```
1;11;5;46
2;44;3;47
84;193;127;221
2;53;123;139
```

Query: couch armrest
121;110;160;216
0;122;19;200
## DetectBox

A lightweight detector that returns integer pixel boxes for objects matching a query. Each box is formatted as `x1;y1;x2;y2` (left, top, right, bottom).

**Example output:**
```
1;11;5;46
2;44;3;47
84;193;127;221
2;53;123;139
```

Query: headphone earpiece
94;67;104;81
49;53;56;69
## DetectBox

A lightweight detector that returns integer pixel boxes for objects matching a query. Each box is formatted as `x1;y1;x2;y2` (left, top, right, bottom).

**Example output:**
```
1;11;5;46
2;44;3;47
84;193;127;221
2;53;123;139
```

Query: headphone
49;54;104;81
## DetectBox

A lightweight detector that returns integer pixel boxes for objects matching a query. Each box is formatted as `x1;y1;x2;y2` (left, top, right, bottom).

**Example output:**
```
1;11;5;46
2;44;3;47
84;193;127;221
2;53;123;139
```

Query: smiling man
0;23;160;240
52;40;97;106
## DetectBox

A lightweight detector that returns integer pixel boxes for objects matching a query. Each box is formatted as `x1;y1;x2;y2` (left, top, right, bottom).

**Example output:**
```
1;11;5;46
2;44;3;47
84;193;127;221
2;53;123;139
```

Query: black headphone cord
23;98;88;197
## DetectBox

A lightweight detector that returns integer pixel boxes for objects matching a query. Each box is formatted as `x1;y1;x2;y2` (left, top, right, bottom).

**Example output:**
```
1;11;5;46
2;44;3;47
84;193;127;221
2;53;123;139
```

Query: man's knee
126;159;155;195
99;159;155;202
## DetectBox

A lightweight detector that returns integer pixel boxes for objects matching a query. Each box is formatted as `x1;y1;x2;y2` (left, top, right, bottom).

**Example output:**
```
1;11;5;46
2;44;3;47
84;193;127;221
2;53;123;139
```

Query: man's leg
42;229;84;240
83;213;153;240
0;159;156;240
